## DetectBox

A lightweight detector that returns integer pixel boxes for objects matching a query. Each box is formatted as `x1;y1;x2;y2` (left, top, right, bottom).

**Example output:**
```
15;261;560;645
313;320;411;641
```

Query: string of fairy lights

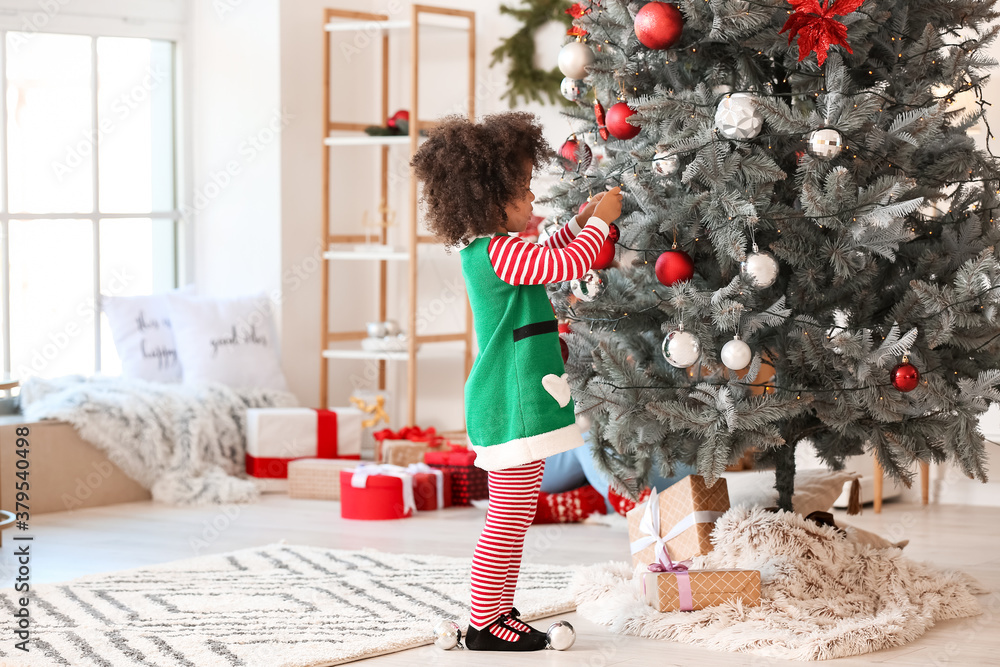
544;0;1000;400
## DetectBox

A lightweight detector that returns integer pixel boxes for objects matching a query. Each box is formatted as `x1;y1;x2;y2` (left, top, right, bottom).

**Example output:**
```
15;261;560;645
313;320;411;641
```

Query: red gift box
424;443;477;466
424;444;487;506
407;463;452;511
340;465;415;520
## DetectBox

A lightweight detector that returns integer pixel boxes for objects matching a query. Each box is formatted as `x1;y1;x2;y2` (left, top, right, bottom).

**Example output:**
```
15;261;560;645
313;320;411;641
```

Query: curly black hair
409;112;553;248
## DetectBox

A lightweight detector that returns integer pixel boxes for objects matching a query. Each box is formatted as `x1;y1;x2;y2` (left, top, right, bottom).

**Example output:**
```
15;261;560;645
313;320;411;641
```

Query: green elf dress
461;225;598;470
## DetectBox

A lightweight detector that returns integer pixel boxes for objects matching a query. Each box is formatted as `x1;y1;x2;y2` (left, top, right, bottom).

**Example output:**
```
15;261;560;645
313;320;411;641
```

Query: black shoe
465;618;547;651
500;608;545;638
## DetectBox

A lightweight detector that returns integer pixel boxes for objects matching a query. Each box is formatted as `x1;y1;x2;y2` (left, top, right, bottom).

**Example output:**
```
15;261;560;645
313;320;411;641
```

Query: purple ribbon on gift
648;558;694;611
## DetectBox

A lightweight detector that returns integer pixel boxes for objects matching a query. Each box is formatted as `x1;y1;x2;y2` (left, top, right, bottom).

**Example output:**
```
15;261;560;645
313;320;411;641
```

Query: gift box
287;458;366;500
349;390;391;460
407;463;452;511
340;464;416;520
627;475;730;567
642;567;761;612
373;425;445;465
424;444;487;506
246;407;362;492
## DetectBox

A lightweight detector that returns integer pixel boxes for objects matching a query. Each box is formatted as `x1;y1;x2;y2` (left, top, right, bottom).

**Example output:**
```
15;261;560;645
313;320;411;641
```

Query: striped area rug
0;542;577;666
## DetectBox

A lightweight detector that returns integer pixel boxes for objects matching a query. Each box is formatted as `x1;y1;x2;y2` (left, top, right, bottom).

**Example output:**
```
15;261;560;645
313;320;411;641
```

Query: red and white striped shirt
488;215;610;285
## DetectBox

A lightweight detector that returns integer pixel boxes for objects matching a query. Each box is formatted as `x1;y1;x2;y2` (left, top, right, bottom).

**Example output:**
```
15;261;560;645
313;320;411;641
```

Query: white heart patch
542;373;572;408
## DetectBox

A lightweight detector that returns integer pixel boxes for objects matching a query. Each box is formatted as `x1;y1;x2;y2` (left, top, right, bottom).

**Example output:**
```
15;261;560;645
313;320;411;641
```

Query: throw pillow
102;285;195;382
723;468;861;516
167;292;288;392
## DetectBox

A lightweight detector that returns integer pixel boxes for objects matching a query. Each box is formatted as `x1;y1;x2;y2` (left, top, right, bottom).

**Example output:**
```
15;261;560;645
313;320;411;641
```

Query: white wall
187;0;282;302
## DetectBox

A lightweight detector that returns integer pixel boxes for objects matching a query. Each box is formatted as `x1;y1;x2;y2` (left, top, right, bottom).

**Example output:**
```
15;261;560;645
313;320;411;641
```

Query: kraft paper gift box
246;407;362;492
340;464;416;520
287;458;367;500
642;567;761;612
381;441;429;467
627;475;730;567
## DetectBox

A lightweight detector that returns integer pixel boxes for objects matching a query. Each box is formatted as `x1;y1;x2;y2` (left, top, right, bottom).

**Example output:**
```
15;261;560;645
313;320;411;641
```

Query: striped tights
468;459;545;634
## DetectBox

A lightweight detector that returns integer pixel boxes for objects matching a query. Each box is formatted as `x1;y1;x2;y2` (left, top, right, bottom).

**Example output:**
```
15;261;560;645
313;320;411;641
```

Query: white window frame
0;4;189;377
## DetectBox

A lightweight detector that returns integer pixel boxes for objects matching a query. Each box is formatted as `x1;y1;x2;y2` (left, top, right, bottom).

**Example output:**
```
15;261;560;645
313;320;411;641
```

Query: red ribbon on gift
246;409;359;478
372;425;444;447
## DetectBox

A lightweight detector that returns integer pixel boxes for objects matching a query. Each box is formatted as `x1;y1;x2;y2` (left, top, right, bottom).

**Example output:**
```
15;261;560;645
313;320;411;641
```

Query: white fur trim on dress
470;423;584;471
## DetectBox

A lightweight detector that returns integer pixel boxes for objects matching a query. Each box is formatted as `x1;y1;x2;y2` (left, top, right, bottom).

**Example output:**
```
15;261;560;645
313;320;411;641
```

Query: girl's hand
593;186;623;224
577;192;606;226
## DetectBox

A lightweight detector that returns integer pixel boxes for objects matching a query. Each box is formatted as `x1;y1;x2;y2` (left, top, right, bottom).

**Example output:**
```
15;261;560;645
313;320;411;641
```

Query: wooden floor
3;496;998;666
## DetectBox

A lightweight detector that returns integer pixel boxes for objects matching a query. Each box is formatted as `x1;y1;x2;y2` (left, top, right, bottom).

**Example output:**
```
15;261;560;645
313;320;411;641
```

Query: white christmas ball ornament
715;93;763;140
557;41;595;80
741;249;779;288
652;151;680;176
570;270;603;301
807;128;843;160
662;330;701;368
546;620;576;650
721;336;752;370
560;77;588;102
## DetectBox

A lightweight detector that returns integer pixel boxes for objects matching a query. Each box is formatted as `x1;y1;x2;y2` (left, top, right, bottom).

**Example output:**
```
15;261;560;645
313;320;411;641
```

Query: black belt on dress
512;319;558;342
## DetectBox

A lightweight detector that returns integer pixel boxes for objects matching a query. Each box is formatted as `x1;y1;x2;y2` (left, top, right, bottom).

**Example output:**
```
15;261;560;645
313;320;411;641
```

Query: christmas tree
545;0;1000;510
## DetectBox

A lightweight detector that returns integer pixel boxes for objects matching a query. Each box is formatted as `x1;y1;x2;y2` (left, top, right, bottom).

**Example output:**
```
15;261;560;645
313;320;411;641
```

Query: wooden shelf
323;246;409;261
320;5;477;425
324;135;415;147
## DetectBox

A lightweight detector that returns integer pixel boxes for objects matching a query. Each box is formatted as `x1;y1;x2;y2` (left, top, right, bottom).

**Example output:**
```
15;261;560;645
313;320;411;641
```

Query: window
3;31;179;380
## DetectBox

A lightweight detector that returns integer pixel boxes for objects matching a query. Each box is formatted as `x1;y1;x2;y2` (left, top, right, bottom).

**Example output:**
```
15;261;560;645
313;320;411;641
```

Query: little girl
411;112;622;651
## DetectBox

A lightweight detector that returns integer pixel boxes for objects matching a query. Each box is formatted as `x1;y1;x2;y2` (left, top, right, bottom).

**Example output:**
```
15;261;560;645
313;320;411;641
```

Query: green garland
491;0;575;108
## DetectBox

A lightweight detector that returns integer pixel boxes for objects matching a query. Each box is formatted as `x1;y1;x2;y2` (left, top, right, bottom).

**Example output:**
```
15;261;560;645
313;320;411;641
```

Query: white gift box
246;407;363;492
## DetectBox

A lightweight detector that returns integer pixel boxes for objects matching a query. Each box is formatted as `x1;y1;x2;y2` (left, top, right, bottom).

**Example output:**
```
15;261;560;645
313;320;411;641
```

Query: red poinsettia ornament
779;0;864;67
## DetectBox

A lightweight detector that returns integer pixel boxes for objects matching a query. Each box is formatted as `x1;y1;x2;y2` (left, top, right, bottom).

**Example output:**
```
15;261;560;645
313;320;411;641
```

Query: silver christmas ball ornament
570;270;604;302
432;620;462;650
557;41;595;80
560;77;589;102
652;151;680;177
720;335;752;370
715;93;763;140
740;249;779;288
807;128;843;160
662;329;701;368
546;620;576;650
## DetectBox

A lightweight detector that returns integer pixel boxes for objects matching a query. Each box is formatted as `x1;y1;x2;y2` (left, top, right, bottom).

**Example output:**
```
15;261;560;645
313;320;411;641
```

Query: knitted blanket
19;375;298;505
573;506;985;660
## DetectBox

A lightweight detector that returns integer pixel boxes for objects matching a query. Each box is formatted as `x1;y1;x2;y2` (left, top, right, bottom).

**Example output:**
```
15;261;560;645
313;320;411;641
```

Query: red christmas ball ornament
608;223;620;244
891;359;920;392
386;109;409;129
594;99;609;141
578;201;589;215
558;321;571;334
592;238;616;270
655;249;694;286
606;102;640;140
558;137;592;172
560;337;570;363
634;2;684;50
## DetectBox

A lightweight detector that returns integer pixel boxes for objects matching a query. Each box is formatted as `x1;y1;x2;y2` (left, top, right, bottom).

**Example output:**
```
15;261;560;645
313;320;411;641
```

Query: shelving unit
319;5;476;424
